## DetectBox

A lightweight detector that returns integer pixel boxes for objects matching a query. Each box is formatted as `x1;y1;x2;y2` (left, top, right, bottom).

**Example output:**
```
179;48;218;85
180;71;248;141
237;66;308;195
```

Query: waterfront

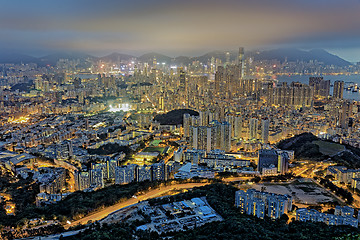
277;74;360;101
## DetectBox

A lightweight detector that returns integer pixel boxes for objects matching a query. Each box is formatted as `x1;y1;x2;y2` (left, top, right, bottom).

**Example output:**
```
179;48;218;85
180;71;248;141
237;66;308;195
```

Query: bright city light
109;103;131;112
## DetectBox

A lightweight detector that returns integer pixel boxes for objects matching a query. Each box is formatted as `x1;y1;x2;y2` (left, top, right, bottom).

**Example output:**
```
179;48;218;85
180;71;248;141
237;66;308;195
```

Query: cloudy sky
1;0;360;61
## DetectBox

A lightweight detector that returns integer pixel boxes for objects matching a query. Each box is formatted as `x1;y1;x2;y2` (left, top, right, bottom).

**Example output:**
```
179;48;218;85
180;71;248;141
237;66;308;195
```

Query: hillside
99;52;135;62
64;184;358;240
277;133;360;168
249;48;351;67
153;109;199;125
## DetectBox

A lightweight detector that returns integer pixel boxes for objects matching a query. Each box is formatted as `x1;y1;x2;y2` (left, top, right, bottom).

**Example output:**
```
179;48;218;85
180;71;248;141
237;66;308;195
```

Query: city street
65;182;211;228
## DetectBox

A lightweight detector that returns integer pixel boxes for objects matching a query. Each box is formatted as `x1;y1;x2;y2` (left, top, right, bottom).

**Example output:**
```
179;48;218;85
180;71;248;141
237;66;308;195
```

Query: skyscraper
183;113;191;138
249;118;258;140
238;47;245;79
333;81;344;99
225;52;230;66
261;119;270;144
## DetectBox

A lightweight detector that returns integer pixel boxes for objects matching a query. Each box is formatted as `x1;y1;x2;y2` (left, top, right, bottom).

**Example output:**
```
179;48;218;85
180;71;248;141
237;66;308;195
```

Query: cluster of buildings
235;189;292;219
257;149;290;176
75;160;171;191
136;197;223;233
2;47;360;223
326;166;360;186
74;158;121;191
114;161;170;185
175;149;251;173
296;206;359;228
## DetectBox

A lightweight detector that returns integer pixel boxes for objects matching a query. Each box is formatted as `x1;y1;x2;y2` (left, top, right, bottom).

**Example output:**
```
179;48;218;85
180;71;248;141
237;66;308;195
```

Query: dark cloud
1;0;360;60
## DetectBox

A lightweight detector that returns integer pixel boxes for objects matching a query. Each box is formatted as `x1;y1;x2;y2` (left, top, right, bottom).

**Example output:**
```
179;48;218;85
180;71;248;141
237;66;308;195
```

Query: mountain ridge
0;48;353;67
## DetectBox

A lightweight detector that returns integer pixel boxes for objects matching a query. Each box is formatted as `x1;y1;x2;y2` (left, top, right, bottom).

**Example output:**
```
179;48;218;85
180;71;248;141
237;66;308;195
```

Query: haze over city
1;0;360;61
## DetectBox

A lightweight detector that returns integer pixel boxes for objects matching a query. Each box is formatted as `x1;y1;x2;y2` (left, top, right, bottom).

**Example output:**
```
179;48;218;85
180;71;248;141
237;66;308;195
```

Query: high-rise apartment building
249;118;258;140
309;77;330;98
333;80;344;99
235;189;292;220
261;119;270;144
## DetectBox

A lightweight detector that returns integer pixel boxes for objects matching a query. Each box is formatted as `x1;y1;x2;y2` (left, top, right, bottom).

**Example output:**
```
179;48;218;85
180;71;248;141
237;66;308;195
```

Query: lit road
222;176;253;182
65;182;211;229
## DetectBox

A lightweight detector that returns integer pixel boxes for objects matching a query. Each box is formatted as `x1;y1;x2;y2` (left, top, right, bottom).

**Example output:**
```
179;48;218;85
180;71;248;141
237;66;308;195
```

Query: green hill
153;109;199;125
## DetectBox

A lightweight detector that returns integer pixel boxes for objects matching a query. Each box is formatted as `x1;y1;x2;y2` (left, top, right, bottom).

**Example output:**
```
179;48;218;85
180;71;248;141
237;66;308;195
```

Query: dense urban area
1;48;360;240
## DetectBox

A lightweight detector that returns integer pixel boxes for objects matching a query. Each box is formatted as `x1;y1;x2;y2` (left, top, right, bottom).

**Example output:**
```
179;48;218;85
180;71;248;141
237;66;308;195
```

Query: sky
1;0;360;62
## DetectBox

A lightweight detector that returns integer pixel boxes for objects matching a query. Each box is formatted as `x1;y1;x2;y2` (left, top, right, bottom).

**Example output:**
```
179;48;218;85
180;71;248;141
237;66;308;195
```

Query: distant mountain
99;53;136;62
0;48;352;67
193;51;236;63
174;56;192;65
248;48;352;67
39;52;96;66
0;53;40;64
138;52;172;64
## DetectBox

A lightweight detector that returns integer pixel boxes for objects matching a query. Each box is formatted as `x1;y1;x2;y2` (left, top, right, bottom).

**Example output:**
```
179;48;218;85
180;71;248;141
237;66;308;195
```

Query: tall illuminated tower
238;47;245;79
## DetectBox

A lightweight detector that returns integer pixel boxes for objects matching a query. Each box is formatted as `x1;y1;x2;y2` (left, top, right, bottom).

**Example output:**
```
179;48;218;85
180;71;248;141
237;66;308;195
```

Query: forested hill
153;109;199;125
278;133;360;168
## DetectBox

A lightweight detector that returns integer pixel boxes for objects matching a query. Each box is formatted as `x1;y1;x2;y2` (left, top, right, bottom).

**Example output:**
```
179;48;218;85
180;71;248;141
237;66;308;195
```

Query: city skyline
1;0;360;61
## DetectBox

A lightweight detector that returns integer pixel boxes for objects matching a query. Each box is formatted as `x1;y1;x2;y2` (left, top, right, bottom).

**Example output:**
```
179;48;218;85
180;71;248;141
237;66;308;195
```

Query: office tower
90;168;104;189
257;149;289;175
333;81;344;99
249;118;258;140
238;47;245;79
309;77;330;97
74;171;90;191
152;161;166;181
115;164;137;184
152;57;157;70
225;52;230;66
136;165;152;182
261;119;270;144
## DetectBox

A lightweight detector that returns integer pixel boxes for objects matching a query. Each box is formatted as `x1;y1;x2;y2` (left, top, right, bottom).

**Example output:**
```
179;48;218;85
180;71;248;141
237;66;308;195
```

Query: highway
222;176;253;182
65;182;211;229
